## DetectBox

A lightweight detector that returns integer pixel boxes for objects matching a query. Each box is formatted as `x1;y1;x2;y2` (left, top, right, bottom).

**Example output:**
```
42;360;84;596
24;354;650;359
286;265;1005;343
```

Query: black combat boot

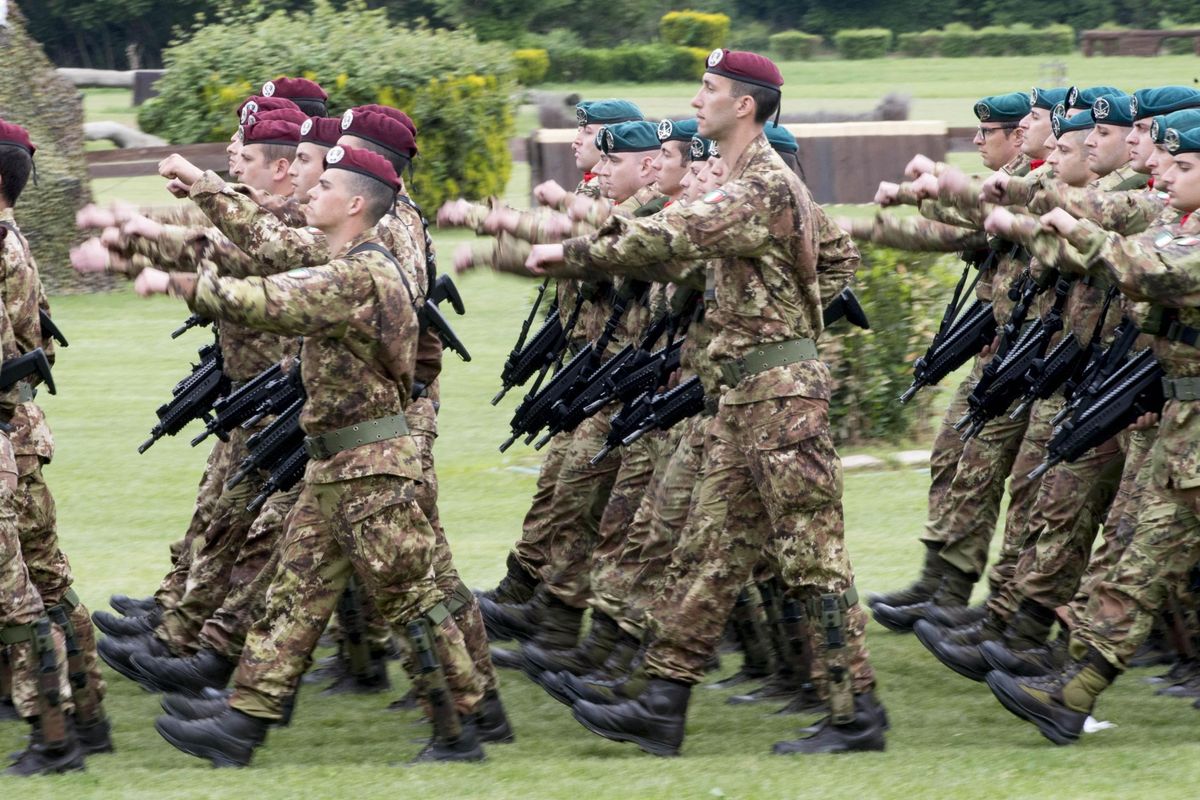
707;587;774;689
479;588;583;649
558;664;650;706
472;689;515;744
97;633;171;685
572;677;691;757
921;596;993;628
92;608;161;638
75;714;114;755
866;542;947;609
871;559;976;633
522;611;619;679
772;691;887;754
155;708;270;767
108;595;158;618
161;691;231;720
321;649;391;695
131;648;236;697
986;645;1119;745
981;635;1068;678
916;613;1003;682
5;716;85;777
487;645;524;670
0;696;17;722
474;552;540;606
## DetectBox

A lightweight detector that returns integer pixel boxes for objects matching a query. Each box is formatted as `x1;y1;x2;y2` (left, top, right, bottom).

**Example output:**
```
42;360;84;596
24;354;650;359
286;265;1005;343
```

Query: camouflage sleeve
139;203;213;227
1003;214;1090;276
189;170;328;274
929;183;997;229
184;260;369;339
848;211;989;252
1028;184;1164;235
510;207;580;244
1068;218;1200;304
997;174;1040;207
813;205;859;303
0;238;42;356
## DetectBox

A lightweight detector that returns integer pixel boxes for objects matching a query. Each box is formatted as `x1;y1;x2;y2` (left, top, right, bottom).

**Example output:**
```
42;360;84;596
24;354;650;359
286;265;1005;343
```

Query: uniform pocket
746;395;828;451
338;479;415;524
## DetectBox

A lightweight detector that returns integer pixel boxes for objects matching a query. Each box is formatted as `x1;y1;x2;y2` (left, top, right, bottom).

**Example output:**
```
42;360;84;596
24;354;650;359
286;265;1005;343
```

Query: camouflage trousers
539;413;621;608
11;456;104;717
587;427;679;635
990;426;1124;619
920;358;981;545
158;426;266;654
0;436;47;718
1066;427;1157;629
929;379;1035;587
646;394;875;695
230;471;484;720
156;438;229;612
512;432;571;579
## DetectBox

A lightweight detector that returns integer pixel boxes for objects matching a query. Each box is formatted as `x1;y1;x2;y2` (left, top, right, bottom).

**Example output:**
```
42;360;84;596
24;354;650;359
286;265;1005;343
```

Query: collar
582;171;597;183
726;133;773;182
339;228;385;259
1029;159;1045;171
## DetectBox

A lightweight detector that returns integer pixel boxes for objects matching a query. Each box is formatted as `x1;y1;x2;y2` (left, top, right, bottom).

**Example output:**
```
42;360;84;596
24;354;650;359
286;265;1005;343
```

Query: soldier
524;48;884;756
981;119;1200;745
129;144;489;765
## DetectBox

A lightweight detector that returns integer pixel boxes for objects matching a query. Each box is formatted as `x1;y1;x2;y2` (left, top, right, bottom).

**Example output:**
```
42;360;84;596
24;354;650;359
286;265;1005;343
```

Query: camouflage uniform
557;134;876;716
170;230;484;719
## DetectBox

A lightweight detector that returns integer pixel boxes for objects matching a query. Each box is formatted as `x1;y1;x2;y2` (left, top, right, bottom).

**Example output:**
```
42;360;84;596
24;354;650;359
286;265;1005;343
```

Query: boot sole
870;607;918;634
530;671;576;707
571;705;680;757
99;647;161;690
985;672;1079;746
154;719;253;767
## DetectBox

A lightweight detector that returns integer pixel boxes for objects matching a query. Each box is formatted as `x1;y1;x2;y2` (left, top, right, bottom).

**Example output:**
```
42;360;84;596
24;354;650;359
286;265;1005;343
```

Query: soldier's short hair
728;79;780;125
255;142;298;166
344;138;412;177
0;144;32;206
291;98;328;118
345;171;396;226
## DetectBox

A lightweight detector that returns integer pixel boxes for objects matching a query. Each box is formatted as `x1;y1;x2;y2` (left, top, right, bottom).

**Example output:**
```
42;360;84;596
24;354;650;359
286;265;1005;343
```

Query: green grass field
44;54;1200;798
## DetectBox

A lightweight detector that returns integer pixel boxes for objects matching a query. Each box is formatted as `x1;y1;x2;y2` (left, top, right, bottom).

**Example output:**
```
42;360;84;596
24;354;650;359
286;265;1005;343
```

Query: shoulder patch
286;268;314;278
702;189;728;204
1155;232;1175;248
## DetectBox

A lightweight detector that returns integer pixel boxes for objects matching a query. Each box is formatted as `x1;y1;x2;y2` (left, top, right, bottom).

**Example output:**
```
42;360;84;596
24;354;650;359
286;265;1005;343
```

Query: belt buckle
720;360;743;387
304;436;330;460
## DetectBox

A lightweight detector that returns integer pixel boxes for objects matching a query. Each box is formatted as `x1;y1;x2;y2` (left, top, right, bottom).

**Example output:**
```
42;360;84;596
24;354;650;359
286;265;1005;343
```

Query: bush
897;29;944;56
770;30;822;60
545;45;705;82
513;49;550;85
938;22;977;57
826;245;958;445
726;20;772;52
659;10;730;50
976;25;1012;56
833;28;892;59
1028;23;1075;54
137;1;516;211
892;22;1075;57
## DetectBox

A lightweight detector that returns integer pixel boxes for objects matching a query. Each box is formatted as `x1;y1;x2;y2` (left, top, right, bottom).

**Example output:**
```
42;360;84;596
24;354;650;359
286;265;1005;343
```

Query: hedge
513;49;550;85
137;1;516;210
544;45;707;83
659;10;730;51
897;23;1075;57
833;28;892;60
769;30;822;60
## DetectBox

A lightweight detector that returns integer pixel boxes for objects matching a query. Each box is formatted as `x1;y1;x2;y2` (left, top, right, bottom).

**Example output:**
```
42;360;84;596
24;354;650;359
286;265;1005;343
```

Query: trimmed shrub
770;30;822;60
1029;24;1075;55
938;22;978;57
897;29;944;56
976;25;1011;56
727;20;772;52
513;49;550;85
137;1;516;210
826;245;959;445
659;10;730;50
833;28;892;59
546;45;705;83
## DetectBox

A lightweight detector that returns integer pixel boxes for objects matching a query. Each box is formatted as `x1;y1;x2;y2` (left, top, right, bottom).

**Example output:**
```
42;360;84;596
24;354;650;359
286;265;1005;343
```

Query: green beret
689;135;717;161
1030;87;1068;111
1052;110;1095;139
656;118;699;143
764;122;797;154
576;99;644;126
1132;86;1200;121
1150;110;1200;145
1066;85;1123;111
1165;125;1200;156
1091;93;1134;126
597;121;660;154
974;92;1030;123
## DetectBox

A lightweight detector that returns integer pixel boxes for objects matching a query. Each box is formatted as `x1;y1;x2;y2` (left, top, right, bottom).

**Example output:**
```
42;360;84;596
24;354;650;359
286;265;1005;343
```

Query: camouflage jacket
562;133;831;402
1004;174;1164;236
0;209;54;460
172;229;423;484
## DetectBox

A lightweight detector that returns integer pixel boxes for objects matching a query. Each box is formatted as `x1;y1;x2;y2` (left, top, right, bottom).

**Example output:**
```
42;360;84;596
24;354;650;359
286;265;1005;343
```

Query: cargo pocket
742;396;843;516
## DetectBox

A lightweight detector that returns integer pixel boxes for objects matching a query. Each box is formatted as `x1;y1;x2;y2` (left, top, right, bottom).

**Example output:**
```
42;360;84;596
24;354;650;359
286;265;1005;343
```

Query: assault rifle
823;287;871;330
956;276;1071;441
190;363;284;446
171;314;212;339
1029;349;1164;480
139;344;229;454
39;310;67;348
493;279;558;404
1052;316;1140;427
0;348;55;395
899;249;998;404
242;364;305;429
226;396;305;490
422;274;471;362
590;376;706;464
248;443;308;512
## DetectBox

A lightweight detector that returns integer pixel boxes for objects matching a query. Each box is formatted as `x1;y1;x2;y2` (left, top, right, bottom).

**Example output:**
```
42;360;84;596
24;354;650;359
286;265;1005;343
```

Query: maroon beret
323;144;400;192
339;108;417;158
262;77;328;103
705;49;784;91
239;95;300;123
244;107;309;127
240;118;301;147
300;116;343;148
0;119;35;155
350;104;418;138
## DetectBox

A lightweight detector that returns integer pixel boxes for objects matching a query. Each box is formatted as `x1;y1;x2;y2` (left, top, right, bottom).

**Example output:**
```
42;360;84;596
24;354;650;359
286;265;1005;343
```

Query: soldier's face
597;151;653;203
290;143;328;198
692;75;737;140
1126;120;1154;173
226;131;243;173
304;169;353;230
573;124;602;171
1020;109;1052;158
1147;146;1174;189
1165;153;1200;211
237;145;287;193
1084;124;1132;175
652;142;689;196
1052;132;1095;187
974;124;1021;170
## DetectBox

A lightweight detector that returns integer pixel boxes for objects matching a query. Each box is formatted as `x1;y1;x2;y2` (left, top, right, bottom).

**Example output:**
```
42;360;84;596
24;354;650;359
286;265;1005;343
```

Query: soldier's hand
568;194;595;221
526;244;565;275
1128;412;1160;431
833;216;855;234
76;203;117;230
978;334;1000;360
134;267;171;297
874;181;901;206
69;238;111;274
1039;208;1079;236
911;173;940;201
980;171;1010;203
904;154;936;179
437;199;472;228
483;208;519;235
984;207;1018;237
122;214;164;241
533;180;568;208
165;178;192;199
158;154;203;186
99;226;123;249
453;243;477;275
937;167;969;198
542;213;574;240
